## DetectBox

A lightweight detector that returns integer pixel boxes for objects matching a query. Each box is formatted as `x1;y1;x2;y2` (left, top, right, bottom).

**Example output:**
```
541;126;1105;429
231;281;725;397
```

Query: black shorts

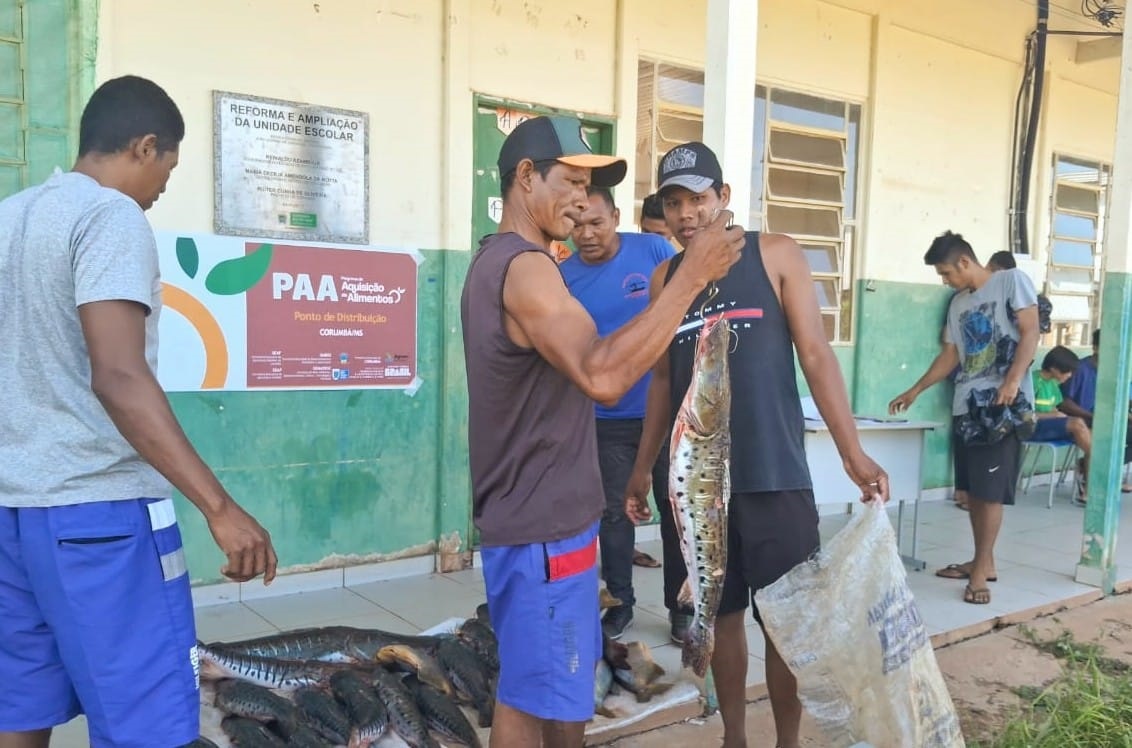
718;489;820;623
951;421;968;492
953;432;1022;505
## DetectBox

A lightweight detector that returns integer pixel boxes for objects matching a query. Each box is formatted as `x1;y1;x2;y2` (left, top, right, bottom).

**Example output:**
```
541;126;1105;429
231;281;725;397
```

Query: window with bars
635;60;863;342
1043;155;1110;348
0;0;25;198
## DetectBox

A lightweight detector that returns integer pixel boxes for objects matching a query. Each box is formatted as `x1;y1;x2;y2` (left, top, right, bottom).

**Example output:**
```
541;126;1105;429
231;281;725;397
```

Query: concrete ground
602;592;1132;746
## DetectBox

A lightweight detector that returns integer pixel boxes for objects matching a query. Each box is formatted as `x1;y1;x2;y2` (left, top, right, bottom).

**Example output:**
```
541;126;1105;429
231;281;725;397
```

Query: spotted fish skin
456;618;500;672
221;715;287;747
329;669;389;748
293;686;352;745
403;674;483;748
214;678;299;736
437;638;494;728
668;315;732;678
370;667;439;748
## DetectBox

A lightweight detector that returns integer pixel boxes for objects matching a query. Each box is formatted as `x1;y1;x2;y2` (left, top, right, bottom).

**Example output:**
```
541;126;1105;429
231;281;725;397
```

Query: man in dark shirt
625;141;889;748
461;118;744;748
1058;329;1132;495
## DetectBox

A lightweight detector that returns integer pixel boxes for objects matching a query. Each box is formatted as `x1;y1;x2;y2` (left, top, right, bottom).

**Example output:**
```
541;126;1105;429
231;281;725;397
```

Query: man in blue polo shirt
1058;328;1132;496
560;187;677;640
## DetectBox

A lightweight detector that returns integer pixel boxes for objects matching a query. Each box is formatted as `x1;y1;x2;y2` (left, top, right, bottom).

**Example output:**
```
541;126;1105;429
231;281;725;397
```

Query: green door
467;96;615;548
470;96;615;255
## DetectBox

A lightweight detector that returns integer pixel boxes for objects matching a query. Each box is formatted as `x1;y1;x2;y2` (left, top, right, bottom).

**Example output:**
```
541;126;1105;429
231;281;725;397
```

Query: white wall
95;0;1123;268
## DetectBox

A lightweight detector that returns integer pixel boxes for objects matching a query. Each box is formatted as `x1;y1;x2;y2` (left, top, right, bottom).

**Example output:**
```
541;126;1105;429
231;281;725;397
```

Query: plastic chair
1017;439;1080;508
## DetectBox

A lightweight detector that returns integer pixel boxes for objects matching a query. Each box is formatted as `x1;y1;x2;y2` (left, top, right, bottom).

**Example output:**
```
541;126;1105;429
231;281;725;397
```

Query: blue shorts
481;521;601;723
0;498;200;747
1032;417;1072;442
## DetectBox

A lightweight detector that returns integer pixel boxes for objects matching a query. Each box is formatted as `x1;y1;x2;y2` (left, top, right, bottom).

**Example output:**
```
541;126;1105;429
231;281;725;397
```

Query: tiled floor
49;480;1132;746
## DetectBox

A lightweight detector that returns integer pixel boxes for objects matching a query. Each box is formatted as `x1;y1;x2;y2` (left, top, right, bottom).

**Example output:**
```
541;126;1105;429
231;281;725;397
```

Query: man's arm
1058;397;1092;419
624;261;675;523
79;300;277;584
773;234;890;501
996;306;1038;405
888;345;961;413
505;213;743;406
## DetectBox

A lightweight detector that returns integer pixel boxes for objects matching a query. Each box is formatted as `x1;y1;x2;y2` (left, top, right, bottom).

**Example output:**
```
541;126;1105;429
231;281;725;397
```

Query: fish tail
682;621;714;678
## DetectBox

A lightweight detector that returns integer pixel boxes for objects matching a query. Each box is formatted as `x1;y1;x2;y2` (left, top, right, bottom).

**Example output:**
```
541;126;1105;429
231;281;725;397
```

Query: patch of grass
981;629;1132;747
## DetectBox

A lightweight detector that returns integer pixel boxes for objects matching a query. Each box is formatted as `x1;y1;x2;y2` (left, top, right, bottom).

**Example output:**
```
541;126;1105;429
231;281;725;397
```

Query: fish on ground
376;644;456;698
403;673;483;748
199;643;348;691
369;666;439;748
221;715;288;747
213;678;299;736
437;637;495;728
329;669;390;748
292;687;352;746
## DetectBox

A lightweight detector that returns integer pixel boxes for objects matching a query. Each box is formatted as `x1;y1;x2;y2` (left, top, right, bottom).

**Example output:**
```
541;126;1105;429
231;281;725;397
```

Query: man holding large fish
624;141;891;748
460;117;744;748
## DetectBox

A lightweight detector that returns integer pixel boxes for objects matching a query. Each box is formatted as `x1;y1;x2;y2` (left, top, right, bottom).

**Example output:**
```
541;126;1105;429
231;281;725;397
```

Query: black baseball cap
656;141;723;194
498;116;628;188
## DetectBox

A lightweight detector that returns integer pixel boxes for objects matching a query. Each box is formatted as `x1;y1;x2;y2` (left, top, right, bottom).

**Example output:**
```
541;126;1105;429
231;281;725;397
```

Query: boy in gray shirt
0;75;276;747
889;232;1039;607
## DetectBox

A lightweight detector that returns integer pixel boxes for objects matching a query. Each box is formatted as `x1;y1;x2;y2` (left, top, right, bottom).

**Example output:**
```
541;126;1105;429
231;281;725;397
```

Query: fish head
689;316;732;434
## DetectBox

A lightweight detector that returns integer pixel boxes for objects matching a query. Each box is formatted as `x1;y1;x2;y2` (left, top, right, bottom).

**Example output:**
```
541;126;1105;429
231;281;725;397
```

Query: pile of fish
193;609;497;747
593;591;675;718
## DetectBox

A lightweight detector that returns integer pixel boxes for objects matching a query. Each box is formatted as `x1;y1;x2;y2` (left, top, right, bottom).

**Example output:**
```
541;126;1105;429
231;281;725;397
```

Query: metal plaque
213;91;369;244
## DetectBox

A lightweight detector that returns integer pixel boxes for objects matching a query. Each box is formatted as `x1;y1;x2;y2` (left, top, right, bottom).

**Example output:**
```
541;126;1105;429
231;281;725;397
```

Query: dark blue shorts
1032;416;1072;442
481;521;601;723
0;498;200;747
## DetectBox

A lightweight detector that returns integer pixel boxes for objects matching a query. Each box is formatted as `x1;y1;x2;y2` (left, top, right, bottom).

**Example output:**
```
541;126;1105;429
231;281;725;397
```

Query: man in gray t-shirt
0;76;276;747
889;232;1038;608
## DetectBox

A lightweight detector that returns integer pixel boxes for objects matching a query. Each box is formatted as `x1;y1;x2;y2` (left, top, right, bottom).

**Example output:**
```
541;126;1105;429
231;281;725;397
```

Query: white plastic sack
753;501;965;748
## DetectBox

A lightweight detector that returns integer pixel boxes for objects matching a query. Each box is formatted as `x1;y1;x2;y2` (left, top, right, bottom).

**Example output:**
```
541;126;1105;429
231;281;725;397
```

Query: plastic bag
753;501;965;748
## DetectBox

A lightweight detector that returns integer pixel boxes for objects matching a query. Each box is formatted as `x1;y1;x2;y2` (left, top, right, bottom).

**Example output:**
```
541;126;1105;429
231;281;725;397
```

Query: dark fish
268;721;331;748
329;669;389;748
376;644;456;698
474;603;491;627
199;644;344;690
214;679;299;735
293;686;351;745
216;626;442;662
212;627;363;663
455;619;499;672
221;715;287;747
370;667;439;748
404;674;483;748
437;637;494;728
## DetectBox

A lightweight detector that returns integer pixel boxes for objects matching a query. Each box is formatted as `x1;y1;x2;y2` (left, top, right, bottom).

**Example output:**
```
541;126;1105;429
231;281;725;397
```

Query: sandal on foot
936;563;997;582
632;549;661;568
964;584;991;605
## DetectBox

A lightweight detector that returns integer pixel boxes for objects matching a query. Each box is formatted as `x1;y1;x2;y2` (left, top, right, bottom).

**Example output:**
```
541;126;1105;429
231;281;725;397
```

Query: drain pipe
1012;0;1050;256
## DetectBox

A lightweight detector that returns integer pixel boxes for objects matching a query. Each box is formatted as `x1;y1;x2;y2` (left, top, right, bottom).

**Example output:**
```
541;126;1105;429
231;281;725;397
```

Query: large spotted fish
669;314;732;677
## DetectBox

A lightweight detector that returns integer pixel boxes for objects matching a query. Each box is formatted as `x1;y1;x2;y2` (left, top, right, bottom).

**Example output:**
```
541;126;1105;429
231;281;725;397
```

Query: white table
804;418;942;571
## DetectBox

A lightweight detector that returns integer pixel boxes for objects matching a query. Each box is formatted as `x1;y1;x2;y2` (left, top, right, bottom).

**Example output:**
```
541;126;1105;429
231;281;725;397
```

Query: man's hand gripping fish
669;314;732;678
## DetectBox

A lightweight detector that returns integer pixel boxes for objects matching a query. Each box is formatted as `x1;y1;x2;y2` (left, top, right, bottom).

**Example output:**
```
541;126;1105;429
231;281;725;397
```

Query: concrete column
703;0;758;225
1076;24;1132;592
613;0;640;229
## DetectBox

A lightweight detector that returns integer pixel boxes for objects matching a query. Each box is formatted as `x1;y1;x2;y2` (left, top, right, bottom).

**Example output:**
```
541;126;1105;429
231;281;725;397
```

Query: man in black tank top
460;119;746;747
624;142;891;748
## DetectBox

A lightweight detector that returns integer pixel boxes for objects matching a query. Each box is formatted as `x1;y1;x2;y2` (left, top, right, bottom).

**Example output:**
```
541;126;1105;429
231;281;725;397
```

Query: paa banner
155;232;422;393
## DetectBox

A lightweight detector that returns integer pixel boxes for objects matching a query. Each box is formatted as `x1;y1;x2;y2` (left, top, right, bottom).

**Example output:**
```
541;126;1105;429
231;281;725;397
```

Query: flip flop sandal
936;564;997;582
632;549;661;568
964;584;991;605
